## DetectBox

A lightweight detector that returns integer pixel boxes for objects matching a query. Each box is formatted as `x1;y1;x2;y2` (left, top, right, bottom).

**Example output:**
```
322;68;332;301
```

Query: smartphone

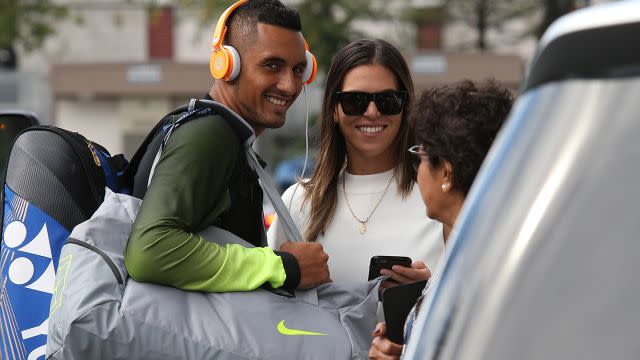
382;279;427;344
368;255;412;281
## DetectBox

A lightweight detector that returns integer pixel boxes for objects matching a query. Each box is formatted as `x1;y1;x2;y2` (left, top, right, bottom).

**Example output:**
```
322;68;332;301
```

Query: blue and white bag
0;127;126;360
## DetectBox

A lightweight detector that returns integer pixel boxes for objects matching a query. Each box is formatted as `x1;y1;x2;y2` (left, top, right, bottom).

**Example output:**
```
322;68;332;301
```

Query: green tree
294;0;380;72
0;0;68;51
442;0;539;51
407;0;578;52
536;0;576;38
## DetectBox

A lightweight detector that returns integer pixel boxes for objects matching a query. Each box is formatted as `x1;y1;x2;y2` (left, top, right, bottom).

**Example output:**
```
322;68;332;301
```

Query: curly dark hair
410;79;514;195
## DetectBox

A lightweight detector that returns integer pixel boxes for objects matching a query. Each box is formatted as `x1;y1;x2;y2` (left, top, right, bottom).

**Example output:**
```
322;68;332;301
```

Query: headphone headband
212;0;248;49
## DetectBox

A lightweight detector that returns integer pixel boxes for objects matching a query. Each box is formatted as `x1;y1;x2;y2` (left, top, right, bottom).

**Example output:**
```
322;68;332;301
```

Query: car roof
523;1;640;91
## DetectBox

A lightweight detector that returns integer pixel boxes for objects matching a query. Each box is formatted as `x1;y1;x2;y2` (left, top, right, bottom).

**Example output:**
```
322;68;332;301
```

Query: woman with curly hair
369;79;514;359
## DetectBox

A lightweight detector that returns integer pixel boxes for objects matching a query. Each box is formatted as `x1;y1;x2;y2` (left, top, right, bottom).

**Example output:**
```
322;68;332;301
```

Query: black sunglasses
336;91;408;116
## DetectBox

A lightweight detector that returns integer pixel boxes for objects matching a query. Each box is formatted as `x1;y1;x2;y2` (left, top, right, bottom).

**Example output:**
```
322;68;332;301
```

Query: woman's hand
369;322;403;360
380;261;431;284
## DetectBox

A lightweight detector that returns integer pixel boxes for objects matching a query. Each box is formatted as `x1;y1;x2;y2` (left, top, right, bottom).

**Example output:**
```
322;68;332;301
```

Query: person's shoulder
180;112;237;135
168;113;241;150
268;180;309;247
389;182;432;218
283;180;309;199
281;180;309;212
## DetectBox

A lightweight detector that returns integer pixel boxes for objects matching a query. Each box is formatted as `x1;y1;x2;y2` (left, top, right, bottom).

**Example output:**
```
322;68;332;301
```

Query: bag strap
146;99;304;243
245;148;303;242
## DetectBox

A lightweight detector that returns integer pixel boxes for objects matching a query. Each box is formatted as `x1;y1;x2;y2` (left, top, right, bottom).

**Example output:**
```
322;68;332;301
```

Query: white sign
127;64;163;84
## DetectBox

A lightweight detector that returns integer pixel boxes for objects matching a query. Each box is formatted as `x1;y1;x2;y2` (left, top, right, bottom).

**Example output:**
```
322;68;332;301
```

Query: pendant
359;222;367;235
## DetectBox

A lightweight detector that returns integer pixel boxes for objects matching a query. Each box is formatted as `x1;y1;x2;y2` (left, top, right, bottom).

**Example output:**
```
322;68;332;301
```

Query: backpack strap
193;100;304;243
144;99;304;243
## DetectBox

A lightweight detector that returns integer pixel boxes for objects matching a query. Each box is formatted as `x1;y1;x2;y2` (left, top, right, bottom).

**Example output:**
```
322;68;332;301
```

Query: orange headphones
209;0;317;85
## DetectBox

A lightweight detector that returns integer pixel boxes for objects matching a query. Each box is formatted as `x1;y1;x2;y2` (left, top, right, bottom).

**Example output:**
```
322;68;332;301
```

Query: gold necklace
342;171;395;235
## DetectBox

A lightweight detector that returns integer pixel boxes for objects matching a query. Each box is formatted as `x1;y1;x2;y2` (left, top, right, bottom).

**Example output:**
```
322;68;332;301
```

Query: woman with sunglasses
268;39;443;285
369;80;514;359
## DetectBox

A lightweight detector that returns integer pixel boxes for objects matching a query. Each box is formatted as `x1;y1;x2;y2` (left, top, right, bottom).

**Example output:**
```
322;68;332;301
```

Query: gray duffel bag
46;190;380;360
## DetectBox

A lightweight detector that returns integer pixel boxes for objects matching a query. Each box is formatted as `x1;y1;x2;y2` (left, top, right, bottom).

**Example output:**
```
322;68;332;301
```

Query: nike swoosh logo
277;320;328;336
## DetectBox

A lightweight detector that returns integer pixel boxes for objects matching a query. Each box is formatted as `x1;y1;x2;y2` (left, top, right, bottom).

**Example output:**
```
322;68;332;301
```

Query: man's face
230;23;307;134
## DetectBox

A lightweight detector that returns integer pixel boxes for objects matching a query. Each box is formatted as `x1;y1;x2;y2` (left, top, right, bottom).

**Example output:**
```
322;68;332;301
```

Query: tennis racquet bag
0;126;126;360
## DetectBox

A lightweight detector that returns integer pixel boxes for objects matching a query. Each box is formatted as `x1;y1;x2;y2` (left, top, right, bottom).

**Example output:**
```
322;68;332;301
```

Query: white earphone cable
287;84;309;212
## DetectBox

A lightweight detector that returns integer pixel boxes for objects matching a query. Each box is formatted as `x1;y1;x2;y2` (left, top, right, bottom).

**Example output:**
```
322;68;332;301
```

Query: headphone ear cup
210;45;241;81
224;45;241;81
303;51;318;85
210;47;229;80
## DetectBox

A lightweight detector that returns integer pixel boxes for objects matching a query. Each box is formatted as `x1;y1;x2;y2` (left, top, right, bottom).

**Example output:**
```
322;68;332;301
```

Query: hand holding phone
380;260;431;284
368;256;412;281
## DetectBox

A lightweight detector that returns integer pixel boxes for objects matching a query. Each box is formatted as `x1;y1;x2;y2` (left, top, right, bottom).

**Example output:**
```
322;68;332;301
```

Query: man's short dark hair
411;79;514;195
226;0;302;51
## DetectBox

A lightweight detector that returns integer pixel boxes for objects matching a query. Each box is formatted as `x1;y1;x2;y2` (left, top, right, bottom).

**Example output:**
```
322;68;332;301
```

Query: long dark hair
302;39;415;242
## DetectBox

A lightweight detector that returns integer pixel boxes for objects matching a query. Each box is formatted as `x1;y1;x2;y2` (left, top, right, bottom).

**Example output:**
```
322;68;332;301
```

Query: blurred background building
0;0;608;180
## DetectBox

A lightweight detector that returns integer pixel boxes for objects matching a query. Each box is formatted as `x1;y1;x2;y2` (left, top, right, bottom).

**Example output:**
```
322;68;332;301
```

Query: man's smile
265;95;288;106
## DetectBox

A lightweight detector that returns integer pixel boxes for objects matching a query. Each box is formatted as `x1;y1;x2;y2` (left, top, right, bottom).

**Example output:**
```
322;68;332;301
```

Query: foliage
403;6;446;24
536;0;576;38
294;0;381;72
444;0;539;51
404;0;577;52
0;0;68;51
0;0;582;58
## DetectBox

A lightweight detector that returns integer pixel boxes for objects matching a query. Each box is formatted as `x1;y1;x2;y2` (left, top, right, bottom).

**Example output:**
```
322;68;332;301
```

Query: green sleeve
124;116;288;292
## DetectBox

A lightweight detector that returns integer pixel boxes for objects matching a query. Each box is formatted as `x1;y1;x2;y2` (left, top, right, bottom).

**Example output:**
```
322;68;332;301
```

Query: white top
267;169;445;283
